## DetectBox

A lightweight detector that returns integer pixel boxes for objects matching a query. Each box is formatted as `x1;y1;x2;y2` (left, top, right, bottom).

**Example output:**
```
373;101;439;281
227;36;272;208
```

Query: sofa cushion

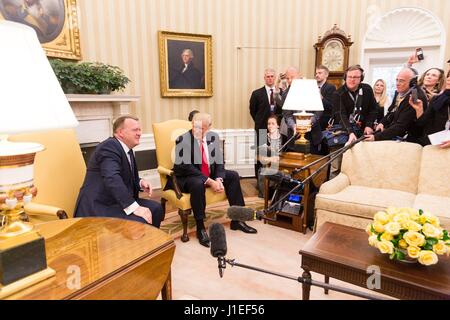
418;145;450;197
315;185;416;220
413;193;450;229
341;141;422;194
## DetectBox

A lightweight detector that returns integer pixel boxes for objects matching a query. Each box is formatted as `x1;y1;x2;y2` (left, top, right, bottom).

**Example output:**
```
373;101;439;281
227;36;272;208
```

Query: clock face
322;40;345;72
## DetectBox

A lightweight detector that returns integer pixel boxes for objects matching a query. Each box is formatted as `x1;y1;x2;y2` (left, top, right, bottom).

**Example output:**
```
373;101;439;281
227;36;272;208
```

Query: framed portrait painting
0;0;81;60
158;31;212;97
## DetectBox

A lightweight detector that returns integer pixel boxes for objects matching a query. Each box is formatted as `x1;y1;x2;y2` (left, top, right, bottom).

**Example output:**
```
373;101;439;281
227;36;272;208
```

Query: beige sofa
315;141;450;231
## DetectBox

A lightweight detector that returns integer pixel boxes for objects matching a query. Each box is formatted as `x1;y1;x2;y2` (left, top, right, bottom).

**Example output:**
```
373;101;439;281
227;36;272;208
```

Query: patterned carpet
160;197;264;239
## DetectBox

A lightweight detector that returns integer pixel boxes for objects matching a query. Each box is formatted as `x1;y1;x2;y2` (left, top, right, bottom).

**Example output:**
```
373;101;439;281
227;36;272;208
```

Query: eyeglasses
347;76;361;80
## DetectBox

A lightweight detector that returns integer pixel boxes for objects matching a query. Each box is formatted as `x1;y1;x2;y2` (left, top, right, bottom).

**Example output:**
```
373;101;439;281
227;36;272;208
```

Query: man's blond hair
192;112;212;126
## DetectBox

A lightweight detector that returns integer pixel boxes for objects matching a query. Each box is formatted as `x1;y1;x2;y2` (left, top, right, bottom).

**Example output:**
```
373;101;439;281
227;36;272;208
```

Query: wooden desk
264;153;329;233
300;223;450;300
2;218;175;300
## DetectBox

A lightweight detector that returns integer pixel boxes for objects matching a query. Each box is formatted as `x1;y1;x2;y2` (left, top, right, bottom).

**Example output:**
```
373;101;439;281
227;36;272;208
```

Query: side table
264;152;329;233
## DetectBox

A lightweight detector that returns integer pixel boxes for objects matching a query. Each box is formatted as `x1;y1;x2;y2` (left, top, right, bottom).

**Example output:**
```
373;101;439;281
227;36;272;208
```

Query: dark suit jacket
167;130;225;190
332;83;378;135
412;89;450;145
319;82;337;130
169;63;204;89
74;137;140;218
376;89;428;141
249;86;282;132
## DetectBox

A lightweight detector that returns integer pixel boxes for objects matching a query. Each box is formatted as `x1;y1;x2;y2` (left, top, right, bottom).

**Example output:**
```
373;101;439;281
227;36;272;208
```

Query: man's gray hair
264;68;276;75
182;49;194;58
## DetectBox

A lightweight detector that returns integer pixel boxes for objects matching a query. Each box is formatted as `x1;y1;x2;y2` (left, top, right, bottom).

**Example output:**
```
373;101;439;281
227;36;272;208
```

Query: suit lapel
113;137;135;189
261;86;270;107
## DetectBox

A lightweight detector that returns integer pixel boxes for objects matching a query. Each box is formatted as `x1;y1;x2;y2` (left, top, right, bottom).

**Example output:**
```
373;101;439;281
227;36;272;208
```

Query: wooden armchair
9;129;86;223
152;120;227;242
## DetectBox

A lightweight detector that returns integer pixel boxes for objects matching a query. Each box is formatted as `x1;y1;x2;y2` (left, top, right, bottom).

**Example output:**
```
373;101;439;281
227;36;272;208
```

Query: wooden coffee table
300;222;450;300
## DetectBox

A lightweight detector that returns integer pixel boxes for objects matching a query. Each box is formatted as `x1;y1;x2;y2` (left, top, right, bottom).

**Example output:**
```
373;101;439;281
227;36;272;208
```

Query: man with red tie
170;113;257;247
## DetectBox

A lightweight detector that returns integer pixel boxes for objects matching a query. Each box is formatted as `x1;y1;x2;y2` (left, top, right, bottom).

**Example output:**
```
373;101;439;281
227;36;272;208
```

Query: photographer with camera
407;69;450;148
364;68;428;142
406;49;446;102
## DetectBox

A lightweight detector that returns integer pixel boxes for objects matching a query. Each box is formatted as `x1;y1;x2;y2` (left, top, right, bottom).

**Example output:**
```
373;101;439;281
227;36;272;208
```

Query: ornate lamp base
293;111;313;145
0;138;55;297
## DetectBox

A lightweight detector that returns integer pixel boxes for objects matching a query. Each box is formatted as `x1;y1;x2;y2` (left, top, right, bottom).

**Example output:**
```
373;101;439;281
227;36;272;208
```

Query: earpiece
344;65;365;82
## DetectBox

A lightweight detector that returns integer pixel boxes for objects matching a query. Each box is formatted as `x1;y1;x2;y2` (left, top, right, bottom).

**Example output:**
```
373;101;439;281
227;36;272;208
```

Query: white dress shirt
117;139;140;215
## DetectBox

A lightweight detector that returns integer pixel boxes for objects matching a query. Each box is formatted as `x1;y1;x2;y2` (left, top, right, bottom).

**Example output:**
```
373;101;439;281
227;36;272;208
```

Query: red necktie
201;141;210;177
270;89;274;106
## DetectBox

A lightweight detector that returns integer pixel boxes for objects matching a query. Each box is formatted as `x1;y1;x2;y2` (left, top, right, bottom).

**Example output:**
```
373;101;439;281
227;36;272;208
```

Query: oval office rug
160;197;264;240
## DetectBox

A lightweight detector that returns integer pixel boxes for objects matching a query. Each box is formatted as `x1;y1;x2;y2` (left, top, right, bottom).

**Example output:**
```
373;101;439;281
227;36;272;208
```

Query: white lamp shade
0;21;78;135
282;79;324;112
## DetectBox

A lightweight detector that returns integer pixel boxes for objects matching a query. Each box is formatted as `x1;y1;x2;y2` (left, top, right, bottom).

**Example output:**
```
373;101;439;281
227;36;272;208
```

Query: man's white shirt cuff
124;201;139;215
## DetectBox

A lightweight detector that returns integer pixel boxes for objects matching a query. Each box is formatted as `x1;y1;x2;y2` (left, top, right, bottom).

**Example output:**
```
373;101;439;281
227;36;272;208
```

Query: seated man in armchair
167;113;257;247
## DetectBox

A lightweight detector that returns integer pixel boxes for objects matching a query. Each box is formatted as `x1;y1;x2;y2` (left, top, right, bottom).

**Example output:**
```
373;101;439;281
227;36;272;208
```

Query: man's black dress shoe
230;220;257;234
197;229;210;247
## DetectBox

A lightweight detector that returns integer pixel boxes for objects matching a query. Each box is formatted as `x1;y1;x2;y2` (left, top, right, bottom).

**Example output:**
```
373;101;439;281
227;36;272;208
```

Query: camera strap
348;88;363;123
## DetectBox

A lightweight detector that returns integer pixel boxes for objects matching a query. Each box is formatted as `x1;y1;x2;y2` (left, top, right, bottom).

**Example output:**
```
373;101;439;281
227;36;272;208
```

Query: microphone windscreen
226;206;254;222
209;223;227;258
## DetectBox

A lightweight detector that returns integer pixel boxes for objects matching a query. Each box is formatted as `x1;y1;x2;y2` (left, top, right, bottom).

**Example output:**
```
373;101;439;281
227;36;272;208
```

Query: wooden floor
150;178;385;300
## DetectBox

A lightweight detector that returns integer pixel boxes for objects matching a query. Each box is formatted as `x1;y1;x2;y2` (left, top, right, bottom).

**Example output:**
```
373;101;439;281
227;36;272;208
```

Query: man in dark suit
316;65;336;131
365;67;428;142
74;116;163;228
170;113;257;247
249;68;282;188
169;49;204;89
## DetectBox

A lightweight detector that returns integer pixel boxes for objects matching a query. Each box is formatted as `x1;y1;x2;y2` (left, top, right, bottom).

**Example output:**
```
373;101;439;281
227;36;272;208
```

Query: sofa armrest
24;202;68;220
319;173;350;195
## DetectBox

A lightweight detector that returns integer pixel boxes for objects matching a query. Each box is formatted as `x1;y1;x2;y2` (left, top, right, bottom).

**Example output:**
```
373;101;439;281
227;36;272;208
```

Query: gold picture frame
158;31;212;97
0;0;81;60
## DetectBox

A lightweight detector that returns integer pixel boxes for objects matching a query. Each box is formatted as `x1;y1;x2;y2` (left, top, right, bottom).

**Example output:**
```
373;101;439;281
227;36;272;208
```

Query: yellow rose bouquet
366;207;450;266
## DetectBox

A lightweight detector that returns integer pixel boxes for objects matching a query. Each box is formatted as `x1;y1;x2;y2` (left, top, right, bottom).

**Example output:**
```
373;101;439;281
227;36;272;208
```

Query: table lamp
0;21;78;297
282;79;324;145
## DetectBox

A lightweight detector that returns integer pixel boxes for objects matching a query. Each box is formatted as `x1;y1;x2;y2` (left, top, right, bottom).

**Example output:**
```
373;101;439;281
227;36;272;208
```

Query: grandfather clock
314;24;353;89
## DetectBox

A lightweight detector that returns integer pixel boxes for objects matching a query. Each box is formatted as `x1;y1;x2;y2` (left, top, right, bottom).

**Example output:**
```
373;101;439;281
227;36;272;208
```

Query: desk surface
5;218;175;300
300;223;450;300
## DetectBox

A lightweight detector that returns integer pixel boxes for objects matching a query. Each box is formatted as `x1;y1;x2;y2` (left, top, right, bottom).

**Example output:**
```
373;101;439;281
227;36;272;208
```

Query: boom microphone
227;206;275;222
209;223;227;277
209;224;388;300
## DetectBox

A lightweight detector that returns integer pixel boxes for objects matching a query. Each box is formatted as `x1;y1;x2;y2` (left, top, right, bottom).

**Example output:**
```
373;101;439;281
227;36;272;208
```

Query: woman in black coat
409;70;450;148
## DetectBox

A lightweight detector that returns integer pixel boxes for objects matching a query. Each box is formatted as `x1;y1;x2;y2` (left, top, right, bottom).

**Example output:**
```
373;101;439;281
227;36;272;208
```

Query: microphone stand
223;258;388;300
261;135;366;217
293;134;367;175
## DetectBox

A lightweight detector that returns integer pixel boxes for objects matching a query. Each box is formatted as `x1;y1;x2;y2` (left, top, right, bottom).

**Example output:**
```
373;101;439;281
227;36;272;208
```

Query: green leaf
377;233;382;242
397;250;406;261
443;230;450;241
370;225;375;234
419;209;423;216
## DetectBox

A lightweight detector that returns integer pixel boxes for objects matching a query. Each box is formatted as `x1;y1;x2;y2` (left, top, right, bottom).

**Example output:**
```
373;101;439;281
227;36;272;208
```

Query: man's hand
140;179;153;197
407;52;419;66
205;178;225;193
364;134;375;142
364;126;374;135
408;96;424;119
439;140;450;149
375;123;384;132
345;133;357;146
133;206;152;224
215;178;225;192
